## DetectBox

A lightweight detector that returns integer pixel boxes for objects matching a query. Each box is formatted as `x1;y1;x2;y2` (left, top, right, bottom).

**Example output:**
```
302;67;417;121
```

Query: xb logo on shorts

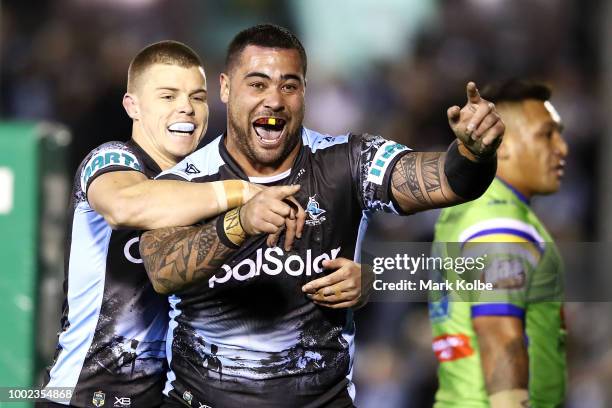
305;195;326;226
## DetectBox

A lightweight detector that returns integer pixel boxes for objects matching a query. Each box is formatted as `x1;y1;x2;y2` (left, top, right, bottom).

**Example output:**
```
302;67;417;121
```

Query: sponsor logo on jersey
428;294;450;322
92;391;106;407
432;333;474;362
124;237;142;264
81;149;142;192
305;195;326;226
484;258;526;289
366;141;408;185
209;246;341;288
113;396;131;407
185;162;200;174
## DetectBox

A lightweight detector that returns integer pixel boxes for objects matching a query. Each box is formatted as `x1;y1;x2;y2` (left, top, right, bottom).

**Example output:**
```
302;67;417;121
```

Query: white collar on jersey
248;168;292;184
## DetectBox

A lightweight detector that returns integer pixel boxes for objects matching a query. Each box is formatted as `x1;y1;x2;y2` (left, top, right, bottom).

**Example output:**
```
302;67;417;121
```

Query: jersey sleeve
458;217;545;316
347;133;411;214
79;142;144;196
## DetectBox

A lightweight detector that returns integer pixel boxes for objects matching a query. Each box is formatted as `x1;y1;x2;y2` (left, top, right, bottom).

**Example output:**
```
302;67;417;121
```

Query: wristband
216;207;247;249
489;389;530;408
212;180;251;212
444;140;497;200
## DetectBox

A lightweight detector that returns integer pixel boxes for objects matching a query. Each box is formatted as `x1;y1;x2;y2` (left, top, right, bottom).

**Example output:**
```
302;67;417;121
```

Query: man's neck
132;130;177;171
496;174;532;202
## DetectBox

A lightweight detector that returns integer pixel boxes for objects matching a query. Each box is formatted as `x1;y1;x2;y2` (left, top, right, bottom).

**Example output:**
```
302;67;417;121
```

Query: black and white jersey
44;140;168;407
158;128;410;407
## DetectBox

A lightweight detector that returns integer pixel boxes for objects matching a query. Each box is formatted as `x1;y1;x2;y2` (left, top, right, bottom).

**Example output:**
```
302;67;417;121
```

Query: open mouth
554;161;566;177
167;122;196;137
253;117;286;145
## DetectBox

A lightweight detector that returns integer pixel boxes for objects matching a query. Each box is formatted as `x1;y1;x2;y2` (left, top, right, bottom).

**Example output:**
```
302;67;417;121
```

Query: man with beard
39;40;305;408
140;24;505;407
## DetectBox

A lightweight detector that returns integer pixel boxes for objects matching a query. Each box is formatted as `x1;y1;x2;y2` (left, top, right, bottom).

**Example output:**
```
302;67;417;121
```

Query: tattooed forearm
391;151;457;213
140;221;236;294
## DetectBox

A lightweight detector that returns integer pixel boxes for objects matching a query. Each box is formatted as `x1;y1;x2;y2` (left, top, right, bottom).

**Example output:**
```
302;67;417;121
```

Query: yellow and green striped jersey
429;178;566;408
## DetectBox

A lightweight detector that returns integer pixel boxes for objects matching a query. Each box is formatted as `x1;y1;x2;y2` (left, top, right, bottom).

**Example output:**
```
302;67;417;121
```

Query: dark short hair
225;24;307;75
481;79;552;104
127;40;202;92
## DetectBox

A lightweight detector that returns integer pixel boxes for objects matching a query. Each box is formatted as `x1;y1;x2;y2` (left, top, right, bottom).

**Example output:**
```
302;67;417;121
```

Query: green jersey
429;178;566;408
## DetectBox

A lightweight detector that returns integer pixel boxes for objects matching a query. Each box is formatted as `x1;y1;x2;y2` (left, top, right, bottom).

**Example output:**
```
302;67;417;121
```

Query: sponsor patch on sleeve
432;333;474;362
80;148;142;192
366;140;408;185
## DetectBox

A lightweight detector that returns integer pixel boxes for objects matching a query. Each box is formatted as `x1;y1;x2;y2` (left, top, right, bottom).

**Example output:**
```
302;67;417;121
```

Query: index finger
302;269;346;294
466;81;481;104
266;184;301;199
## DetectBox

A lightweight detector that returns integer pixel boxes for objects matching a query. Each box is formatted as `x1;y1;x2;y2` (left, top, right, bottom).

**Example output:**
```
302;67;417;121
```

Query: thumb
447;105;461;124
466;81;481;104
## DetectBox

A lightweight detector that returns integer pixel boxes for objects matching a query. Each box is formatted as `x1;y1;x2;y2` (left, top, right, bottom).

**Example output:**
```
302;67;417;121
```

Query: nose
263;88;285;112
554;131;569;158
178;94;195;116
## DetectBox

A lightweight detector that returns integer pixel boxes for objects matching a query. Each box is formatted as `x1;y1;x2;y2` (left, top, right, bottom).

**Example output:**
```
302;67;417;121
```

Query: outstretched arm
390;82;504;214
89;172;262;229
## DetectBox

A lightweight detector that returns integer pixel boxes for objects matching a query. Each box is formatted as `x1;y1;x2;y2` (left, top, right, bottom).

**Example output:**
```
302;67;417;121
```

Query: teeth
168;122;195;132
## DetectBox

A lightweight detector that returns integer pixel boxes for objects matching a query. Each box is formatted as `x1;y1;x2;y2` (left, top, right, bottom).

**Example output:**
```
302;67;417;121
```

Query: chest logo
305;195;326;226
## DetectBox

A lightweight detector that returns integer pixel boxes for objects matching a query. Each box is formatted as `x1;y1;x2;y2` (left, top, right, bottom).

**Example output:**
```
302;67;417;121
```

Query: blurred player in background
38;40;305;407
429;79;568;407
139;24;505;408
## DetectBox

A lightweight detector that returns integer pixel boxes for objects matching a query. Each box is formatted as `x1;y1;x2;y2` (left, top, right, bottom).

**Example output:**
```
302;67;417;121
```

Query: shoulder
158;135;225;181
78;141;143;192
438;185;535;243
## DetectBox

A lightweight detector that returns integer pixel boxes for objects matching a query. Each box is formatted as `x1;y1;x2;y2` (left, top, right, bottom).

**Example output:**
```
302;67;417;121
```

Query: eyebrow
155;87;207;95
244;72;303;83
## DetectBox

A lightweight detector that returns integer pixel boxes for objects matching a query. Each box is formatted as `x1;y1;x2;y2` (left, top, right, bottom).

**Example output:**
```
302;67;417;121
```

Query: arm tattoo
391;152;456;213
140;220;236;294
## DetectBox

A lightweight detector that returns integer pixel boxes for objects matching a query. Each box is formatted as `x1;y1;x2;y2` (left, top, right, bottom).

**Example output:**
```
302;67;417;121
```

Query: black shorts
162;385;355;408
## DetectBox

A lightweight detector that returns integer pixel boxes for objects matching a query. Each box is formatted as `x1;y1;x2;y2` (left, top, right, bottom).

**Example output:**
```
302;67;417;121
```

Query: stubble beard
227;108;301;169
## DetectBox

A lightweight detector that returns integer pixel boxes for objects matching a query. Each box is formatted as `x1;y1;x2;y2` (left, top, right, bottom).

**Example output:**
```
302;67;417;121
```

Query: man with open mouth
39;40;313;408
140;24;506;408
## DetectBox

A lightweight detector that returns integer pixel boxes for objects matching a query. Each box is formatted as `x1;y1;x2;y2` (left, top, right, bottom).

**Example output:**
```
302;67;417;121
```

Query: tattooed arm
473;316;531;408
390;151;460;213
140;185;303;294
140;219;237;295
390;82;505;213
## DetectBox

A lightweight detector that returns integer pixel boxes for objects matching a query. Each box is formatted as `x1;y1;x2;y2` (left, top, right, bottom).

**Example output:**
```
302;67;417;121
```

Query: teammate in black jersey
39;40;318;408
140;24;505;408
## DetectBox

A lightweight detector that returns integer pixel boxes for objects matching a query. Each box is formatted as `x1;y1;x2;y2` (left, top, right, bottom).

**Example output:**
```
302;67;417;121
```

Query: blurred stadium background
1;0;612;406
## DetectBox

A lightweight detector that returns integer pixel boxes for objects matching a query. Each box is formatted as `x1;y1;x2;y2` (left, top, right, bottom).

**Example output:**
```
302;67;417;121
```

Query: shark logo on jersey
305;195;327;226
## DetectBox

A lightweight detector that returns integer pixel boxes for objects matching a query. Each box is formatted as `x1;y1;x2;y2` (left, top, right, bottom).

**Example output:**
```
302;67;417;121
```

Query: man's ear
123;93;140;120
220;73;230;104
